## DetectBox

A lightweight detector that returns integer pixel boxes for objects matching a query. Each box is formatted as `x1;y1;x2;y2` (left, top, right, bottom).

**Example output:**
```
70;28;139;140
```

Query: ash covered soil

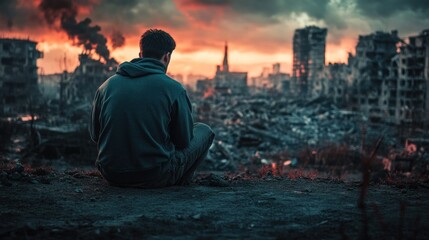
1;170;428;240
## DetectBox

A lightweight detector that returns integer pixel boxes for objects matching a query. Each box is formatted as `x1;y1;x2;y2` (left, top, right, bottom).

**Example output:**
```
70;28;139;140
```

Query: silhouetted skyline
1;0;428;78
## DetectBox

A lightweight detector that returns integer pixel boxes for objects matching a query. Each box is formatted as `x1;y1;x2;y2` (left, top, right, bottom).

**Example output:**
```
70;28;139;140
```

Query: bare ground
1;170;428;240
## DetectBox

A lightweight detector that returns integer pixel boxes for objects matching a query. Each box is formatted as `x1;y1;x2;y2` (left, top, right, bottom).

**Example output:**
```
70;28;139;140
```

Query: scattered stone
15;163;24;173
39;177;51;184
9;172;21;181
264;170;274;180
0;178;12;186
72;172;86;179
74;188;83;193
232;175;242;181
30;179;39;184
31;167;53;176
317;220;329;226
197;173;229;187
21;174;32;182
191;213;201;220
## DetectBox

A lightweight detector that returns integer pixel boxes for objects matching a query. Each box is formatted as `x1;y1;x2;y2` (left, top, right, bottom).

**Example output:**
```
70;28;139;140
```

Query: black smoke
39;0;110;62
110;30;126;49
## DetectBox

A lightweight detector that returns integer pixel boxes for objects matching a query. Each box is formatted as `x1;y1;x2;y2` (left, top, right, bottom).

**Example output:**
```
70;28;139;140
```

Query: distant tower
222;42;229;72
292;26;327;96
214;41;248;95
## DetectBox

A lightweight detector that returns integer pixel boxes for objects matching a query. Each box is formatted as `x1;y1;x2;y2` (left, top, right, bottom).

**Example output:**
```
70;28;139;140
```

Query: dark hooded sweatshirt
90;58;194;175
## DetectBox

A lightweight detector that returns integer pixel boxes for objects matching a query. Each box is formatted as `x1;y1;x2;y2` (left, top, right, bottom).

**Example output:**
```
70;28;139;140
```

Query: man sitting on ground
90;29;215;188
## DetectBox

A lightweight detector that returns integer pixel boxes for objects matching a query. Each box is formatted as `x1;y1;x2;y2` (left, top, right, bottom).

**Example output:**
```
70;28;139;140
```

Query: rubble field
1;167;429;240
194;94;428;175
1;93;429;239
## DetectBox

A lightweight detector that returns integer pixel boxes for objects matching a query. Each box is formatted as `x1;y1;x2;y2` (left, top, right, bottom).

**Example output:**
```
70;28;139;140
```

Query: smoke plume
39;0;110;62
110;30;126;49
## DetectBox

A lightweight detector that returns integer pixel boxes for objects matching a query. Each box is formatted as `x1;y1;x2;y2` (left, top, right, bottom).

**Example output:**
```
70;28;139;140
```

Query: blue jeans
101;122;215;188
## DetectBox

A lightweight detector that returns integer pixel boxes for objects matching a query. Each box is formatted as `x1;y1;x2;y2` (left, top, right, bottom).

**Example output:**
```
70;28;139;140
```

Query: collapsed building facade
64;54;117;105
317;63;351;107
268;63;291;93
380;30;429;127
0;38;43;115
346;30;429;128
292;26;327;97
348;31;399;122
232;24;428;130
250;63;291;93
214;43;248;94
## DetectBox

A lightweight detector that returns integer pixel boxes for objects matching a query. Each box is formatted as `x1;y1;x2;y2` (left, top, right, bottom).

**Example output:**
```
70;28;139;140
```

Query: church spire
222;41;229;72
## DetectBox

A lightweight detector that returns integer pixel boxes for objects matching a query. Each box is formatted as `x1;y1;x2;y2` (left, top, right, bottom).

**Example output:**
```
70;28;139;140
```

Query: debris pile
194;93;424;174
0;162;52;186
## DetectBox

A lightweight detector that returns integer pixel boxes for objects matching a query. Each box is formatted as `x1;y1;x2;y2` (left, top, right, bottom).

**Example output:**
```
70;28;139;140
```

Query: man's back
90;58;193;175
91;28;214;188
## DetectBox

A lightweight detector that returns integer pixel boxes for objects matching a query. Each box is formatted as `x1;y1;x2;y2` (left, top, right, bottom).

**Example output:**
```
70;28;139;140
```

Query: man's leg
174;122;215;185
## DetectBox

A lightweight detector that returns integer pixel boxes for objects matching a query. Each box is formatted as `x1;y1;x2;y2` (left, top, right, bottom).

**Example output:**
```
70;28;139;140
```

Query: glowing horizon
1;0;428;83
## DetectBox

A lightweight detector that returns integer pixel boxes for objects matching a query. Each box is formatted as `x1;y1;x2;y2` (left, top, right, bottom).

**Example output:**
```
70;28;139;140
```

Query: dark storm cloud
0;0;18;29
356;0;429;17
0;0;44;30
180;0;330;21
231;0;330;20
89;0;187;33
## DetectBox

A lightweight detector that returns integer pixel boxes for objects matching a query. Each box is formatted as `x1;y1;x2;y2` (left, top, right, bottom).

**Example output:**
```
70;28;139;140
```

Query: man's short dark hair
140;29;176;59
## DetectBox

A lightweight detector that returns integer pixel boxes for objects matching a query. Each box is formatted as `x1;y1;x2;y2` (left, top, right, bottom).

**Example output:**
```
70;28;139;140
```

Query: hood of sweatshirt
116;58;166;78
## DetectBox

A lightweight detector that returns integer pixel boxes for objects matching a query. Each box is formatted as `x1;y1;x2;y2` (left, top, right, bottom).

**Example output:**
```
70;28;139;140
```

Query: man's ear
163;52;171;63
139;52;143;58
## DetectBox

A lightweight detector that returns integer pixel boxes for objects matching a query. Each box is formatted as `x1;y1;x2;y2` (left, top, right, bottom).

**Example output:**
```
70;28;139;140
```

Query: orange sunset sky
1;0;428;82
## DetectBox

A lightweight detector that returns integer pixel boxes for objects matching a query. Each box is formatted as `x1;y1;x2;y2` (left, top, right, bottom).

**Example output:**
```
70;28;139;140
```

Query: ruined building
214;42;247;94
0;38;43;115
349;31;399;122
292;26;327;97
268;63;290;93
38;72;64;101
380;30;429;127
64;54;117;106
251;63;290;93
318;63;351;107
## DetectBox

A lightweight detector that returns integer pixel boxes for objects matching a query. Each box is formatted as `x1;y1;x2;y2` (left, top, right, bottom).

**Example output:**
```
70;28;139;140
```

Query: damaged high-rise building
380;30;429;127
0;38;43;115
348;29;429;128
349;31;399;122
292;26;327;97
